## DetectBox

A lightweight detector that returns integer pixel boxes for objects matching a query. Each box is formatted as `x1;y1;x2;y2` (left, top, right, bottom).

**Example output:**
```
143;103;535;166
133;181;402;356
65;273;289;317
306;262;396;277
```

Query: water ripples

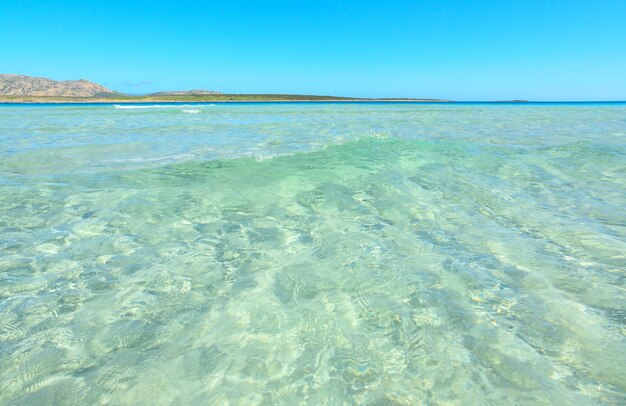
0;103;625;404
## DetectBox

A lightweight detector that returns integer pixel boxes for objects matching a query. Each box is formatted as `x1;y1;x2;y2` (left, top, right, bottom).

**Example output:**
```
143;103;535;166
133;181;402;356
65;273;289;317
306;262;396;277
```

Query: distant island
0;74;450;103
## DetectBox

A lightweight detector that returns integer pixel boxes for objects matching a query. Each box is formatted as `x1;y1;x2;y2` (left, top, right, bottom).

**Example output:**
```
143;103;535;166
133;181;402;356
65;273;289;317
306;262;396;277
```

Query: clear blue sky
1;0;625;100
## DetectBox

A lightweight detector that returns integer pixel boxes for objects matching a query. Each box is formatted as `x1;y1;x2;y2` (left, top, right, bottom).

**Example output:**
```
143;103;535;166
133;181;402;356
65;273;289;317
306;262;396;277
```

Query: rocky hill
0;74;118;97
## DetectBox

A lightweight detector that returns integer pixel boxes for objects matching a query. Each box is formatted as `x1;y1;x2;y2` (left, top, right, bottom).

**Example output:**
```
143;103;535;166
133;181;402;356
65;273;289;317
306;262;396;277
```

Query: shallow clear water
0;102;625;405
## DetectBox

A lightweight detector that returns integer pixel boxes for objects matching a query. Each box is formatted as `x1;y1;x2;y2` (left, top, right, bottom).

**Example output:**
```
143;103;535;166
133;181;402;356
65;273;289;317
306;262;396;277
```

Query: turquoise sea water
0;102;625;405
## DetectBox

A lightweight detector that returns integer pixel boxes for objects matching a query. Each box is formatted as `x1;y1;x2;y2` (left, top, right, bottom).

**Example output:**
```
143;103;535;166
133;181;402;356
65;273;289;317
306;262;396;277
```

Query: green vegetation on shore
0;94;449;103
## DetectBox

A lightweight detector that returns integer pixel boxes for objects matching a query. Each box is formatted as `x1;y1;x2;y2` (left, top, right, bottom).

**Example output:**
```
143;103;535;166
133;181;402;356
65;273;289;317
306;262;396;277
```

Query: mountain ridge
0;74;119;97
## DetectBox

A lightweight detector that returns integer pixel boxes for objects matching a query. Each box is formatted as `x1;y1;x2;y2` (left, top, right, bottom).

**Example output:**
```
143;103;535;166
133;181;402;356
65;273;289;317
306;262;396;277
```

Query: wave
108;152;198;164
114;104;216;110
182;109;201;114
114;105;180;109
138;136;408;175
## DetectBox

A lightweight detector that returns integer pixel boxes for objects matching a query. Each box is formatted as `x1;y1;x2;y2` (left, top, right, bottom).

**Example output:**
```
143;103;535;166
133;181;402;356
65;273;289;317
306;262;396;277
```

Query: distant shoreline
1;74;454;103
0;96;452;104
1;96;624;105
2;100;624;105
0;100;453;104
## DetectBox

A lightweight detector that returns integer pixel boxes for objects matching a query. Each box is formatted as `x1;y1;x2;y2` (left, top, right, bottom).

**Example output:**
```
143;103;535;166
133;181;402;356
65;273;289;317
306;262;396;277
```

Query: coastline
3;99;624;105
0;95;452;104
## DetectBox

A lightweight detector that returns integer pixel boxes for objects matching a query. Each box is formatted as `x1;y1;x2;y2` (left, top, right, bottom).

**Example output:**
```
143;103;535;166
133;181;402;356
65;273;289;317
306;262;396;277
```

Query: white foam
108;152;196;163
114;104;180;109
114;104;215;110
182;109;200;114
